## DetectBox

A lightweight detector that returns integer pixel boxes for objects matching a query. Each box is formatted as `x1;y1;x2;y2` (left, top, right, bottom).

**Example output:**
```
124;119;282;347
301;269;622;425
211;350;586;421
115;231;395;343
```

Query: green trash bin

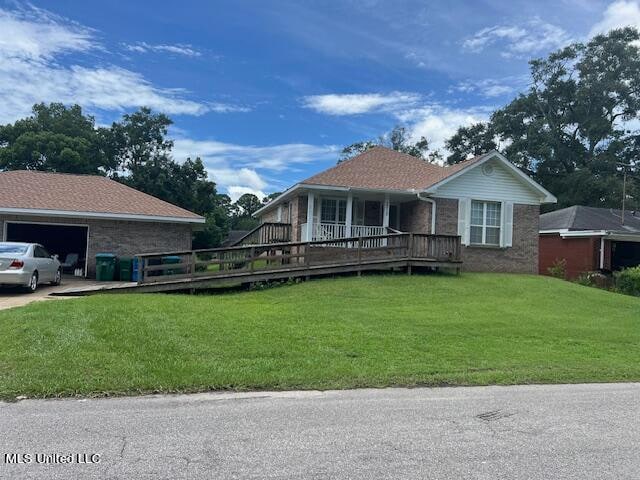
161;255;182;275
95;253;117;281
119;257;133;281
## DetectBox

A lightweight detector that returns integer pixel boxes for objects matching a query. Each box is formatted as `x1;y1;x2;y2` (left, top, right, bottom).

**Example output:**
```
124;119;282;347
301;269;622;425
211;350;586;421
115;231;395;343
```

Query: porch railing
233;222;291;246
135;233;462;284
301;222;389;242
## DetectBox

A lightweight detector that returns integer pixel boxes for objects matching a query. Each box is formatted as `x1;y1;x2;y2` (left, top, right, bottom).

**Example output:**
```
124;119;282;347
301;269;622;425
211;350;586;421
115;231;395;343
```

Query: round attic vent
482;163;494;176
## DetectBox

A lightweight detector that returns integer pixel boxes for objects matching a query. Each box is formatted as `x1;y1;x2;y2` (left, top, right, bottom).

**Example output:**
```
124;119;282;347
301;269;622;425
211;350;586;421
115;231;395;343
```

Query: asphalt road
1;383;638;479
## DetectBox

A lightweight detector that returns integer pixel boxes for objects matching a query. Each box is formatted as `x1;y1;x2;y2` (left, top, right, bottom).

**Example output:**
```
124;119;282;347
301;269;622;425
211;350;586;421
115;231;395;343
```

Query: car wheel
52;268;62;286
26;272;38;293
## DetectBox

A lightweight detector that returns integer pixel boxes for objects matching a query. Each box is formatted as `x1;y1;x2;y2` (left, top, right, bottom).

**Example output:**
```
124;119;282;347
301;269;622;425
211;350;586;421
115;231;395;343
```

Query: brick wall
259;202;291;224
433;199;539;273
399;200;432;233
539;234;600;278
289;195;308;242
0;214;192;277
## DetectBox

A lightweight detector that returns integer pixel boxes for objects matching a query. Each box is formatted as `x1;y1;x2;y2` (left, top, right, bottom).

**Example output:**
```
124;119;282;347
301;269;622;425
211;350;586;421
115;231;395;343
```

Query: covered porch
300;189;429;242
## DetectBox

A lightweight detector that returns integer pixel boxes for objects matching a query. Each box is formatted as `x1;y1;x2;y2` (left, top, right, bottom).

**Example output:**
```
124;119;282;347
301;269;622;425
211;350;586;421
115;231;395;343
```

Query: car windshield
0;244;28;255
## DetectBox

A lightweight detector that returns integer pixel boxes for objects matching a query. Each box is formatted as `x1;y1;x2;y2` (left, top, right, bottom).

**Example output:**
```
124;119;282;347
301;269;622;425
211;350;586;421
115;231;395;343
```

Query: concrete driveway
1;383;638;479
0;276;92;310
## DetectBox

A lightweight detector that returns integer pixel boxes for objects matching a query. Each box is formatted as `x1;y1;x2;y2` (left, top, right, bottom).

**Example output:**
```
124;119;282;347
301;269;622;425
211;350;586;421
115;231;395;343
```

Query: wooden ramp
55;233;462;296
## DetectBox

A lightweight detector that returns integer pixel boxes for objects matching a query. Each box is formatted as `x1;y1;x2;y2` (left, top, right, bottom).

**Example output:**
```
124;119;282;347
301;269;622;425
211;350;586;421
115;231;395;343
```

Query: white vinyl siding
434;159;542;204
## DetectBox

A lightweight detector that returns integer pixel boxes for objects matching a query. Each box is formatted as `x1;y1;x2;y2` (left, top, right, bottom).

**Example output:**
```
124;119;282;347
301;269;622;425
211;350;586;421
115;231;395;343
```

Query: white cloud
453;78;520;98
208;167;267;191
173;138;339;171
0;5;240;123
123;42;202;57
302;92;421;115
396;105;492;154
227;186;268;202
589;0;640;37
463;18;572;58
0;5;95;59
172;136;339;198
462;26;527;52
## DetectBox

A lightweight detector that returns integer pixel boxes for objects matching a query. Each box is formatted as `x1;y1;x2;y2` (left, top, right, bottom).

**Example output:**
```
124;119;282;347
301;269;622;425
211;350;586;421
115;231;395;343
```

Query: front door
389;205;399;230
364;201;382;226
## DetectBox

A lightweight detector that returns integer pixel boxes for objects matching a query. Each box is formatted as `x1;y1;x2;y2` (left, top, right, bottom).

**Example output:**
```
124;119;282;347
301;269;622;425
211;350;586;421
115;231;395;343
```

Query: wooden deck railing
232;222;291;246
135;233;461;284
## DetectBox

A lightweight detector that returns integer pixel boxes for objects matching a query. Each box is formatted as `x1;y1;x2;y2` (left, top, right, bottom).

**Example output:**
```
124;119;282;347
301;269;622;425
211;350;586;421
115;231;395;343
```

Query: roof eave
0;207;205;224
423;151;558;204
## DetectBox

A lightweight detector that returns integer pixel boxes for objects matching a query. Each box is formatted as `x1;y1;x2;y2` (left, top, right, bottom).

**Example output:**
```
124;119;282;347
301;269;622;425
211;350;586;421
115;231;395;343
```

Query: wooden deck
57;233;462;295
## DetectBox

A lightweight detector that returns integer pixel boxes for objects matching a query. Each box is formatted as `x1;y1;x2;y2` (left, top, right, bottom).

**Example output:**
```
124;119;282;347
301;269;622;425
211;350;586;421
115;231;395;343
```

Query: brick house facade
254;147;556;274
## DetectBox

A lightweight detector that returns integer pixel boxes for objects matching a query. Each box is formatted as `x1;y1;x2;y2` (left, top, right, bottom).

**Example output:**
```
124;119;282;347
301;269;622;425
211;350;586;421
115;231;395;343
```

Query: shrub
576;272;612;289
548;258;567;279
614;266;640;296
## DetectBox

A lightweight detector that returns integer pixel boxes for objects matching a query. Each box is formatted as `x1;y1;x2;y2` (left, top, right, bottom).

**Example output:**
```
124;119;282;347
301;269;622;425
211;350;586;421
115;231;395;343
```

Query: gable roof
256;146;556;216
0;170;205;223
540;205;640;233
301;146;485;191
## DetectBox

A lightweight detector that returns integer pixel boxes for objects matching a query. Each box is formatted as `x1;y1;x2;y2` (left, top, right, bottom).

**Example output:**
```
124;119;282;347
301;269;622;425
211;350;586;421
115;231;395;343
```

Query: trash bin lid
96;253;117;258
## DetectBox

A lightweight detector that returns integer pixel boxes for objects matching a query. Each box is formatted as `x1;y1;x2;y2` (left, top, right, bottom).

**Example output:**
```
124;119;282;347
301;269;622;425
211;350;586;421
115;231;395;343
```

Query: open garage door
611;241;640;271
5;222;88;276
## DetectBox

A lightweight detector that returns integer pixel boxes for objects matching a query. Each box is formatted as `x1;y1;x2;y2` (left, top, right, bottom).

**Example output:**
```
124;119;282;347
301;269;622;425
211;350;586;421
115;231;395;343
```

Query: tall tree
445;28;640;209
339;126;436;162
109;107;173;172
0;103;115;174
234;193;262;217
444;123;497;165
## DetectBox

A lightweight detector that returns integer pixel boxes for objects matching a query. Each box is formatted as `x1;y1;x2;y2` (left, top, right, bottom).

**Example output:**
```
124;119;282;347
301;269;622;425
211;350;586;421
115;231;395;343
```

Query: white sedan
0;242;62;293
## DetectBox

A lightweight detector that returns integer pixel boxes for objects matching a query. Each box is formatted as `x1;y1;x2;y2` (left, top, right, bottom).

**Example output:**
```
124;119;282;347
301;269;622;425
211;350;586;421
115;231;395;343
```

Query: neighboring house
254;146;556;273
539;205;640;279
0;170;205;277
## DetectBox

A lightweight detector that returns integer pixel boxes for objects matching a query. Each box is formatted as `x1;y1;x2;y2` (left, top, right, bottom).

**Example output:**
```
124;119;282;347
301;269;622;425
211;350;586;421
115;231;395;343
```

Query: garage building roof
0;170;205;224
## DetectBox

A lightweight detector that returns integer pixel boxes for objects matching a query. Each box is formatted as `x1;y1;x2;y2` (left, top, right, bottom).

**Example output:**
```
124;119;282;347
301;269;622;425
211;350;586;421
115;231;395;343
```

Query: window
320;198;347;224
34;246;51;258
470;200;501;246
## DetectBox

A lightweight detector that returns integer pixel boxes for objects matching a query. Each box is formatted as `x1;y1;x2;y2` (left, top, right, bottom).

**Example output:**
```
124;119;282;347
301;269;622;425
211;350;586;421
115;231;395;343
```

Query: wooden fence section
136;233;461;286
232;222;291;246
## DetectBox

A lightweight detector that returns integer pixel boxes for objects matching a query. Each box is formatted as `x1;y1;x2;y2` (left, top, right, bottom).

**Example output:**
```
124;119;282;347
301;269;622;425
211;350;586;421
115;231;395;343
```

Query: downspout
416;194;436;234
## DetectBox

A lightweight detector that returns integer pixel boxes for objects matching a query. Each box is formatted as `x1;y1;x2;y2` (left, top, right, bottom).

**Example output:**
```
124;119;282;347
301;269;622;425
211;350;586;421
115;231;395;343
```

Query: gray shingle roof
540;206;640;233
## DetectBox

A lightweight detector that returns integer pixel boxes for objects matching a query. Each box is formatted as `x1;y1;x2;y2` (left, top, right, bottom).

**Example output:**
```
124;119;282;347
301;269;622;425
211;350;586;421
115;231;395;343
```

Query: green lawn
1;273;639;399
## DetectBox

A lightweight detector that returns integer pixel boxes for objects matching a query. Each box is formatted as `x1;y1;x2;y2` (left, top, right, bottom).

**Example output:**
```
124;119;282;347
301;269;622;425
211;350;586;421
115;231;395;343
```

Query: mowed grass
1;273;639;399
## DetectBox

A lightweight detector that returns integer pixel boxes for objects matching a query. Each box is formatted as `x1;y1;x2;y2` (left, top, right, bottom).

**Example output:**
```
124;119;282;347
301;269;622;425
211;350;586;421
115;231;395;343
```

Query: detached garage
0;170;205;277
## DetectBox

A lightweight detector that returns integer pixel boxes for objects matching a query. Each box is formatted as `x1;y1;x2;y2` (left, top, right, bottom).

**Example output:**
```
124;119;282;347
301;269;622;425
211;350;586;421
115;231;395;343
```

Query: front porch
299;189;427;242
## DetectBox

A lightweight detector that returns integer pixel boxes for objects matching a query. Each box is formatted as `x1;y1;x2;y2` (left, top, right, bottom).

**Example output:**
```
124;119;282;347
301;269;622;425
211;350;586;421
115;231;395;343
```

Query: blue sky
1;0;639;199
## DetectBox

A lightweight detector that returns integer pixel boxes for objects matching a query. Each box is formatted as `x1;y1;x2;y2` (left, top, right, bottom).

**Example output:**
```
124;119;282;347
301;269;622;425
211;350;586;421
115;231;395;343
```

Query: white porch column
276;205;283;222
346;192;353;238
306;192;315;241
382;194;390;229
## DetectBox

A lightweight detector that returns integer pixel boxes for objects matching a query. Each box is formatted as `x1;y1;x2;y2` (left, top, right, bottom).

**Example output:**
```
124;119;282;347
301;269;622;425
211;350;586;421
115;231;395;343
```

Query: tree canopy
445;28;640;209
339;126;440;163
0;103;115;174
0;103;231;247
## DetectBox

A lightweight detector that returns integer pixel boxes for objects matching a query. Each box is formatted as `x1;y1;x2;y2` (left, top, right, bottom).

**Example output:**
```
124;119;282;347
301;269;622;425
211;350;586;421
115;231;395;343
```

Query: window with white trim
470;200;501;246
320;198;347;224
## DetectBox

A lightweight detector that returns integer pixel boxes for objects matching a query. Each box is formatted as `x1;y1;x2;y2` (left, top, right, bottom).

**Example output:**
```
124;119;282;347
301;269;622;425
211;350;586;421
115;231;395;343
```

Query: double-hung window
470;200;501;246
320;198;347;224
